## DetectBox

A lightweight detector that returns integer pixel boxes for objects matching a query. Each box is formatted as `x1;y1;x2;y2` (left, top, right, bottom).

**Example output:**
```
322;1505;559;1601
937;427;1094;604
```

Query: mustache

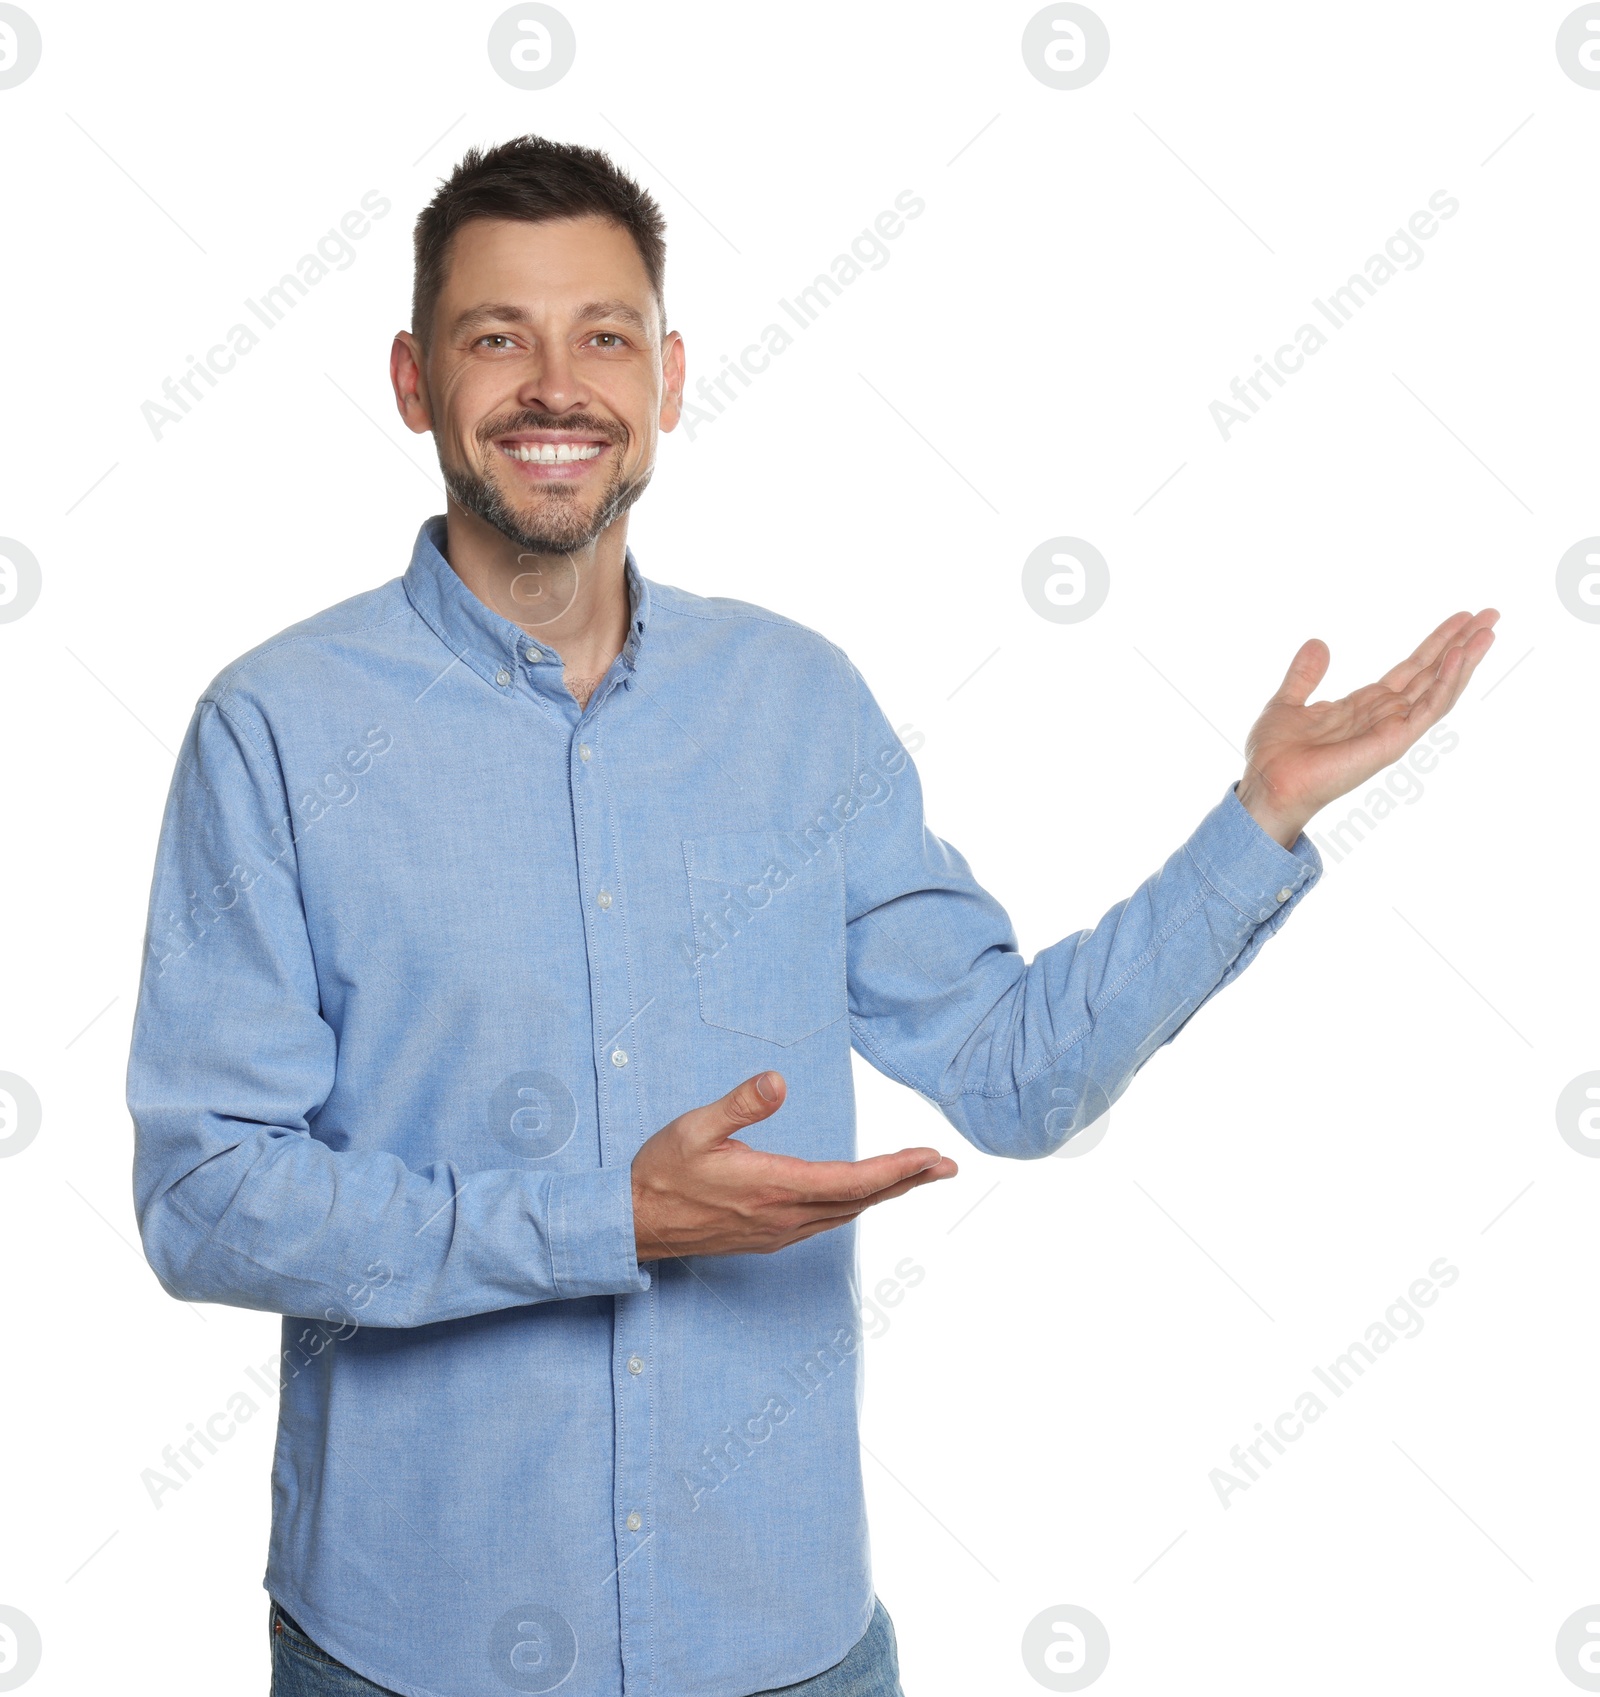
480;411;628;447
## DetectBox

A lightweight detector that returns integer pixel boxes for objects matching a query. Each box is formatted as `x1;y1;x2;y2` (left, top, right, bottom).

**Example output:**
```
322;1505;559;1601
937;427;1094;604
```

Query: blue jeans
269;1596;906;1696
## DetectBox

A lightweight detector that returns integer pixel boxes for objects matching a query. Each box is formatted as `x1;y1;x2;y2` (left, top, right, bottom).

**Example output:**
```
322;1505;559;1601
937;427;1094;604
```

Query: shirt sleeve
836;653;1322;1157
126;696;650;1327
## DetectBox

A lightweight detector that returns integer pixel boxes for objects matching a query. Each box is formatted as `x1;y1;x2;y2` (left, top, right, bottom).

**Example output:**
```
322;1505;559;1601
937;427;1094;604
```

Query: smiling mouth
499;440;605;464
492;431;616;482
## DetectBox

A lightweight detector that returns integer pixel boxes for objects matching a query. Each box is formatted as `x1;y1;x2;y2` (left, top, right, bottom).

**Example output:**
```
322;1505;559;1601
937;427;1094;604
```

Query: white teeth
502;442;603;464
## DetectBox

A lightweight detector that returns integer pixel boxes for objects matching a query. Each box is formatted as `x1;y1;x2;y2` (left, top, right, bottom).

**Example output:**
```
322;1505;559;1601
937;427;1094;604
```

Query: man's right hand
629;1072;957;1261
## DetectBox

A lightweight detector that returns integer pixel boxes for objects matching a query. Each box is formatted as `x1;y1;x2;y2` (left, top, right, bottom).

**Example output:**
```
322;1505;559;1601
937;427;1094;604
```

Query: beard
442;413;652;556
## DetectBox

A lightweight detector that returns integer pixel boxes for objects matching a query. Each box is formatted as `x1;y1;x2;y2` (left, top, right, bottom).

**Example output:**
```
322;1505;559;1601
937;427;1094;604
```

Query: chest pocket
683;828;847;1047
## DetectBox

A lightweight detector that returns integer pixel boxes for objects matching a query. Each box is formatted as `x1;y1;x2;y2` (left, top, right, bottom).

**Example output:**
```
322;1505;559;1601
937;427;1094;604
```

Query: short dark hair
411;134;667;347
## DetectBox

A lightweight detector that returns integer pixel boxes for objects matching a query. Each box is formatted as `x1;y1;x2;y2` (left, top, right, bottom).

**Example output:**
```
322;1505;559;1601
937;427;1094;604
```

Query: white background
1;2;1595;1693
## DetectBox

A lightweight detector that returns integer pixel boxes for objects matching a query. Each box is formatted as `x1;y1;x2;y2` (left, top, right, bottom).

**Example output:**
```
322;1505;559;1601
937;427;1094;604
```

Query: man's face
405;214;681;558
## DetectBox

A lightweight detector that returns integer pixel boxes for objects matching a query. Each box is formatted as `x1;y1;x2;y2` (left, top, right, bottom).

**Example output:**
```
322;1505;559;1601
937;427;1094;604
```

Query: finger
1447;609;1501;682
1326;615;1496;770
1377;610;1474;693
1268;638;1330;708
1409;640;1467;722
687;1071;787;1149
1400;615;1496;711
765;1147;952;1205
1408;624;1494;728
793;1158;959;1222
858;1155;959;1202
1443;622;1497;707
770;1161;960;1249
1381;636;1478;748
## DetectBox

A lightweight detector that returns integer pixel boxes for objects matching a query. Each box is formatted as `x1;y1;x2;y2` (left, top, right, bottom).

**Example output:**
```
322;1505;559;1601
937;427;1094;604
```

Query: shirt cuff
546;1166;652;1300
1182;781;1322;924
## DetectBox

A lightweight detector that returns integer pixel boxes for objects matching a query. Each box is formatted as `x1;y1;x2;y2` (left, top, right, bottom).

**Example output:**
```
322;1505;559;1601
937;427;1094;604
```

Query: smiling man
127;136;1497;1697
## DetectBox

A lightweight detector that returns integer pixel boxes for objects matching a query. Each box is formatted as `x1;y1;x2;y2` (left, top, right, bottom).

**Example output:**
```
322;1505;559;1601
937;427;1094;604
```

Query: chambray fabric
128;515;1320;1697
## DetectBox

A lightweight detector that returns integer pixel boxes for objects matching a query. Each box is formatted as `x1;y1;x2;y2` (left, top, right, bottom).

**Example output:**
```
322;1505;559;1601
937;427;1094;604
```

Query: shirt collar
402;513;651;694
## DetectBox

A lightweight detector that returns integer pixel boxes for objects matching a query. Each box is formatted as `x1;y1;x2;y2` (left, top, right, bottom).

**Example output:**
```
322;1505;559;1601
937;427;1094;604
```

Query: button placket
570;714;654;1671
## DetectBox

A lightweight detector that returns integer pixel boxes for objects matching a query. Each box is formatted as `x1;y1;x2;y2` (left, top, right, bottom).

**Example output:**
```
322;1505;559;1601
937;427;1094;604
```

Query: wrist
1234;777;1308;850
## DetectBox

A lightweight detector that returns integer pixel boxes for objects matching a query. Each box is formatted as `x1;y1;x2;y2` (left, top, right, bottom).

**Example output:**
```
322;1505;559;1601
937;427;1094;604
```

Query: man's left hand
1236;608;1499;849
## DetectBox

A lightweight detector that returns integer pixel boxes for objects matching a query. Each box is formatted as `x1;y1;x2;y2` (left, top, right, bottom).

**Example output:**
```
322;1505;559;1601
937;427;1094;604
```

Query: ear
391;331;433;435
658;330;686;433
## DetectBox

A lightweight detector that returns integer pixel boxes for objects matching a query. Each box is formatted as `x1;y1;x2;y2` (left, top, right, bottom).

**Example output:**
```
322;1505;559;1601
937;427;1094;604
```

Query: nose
514;338;590;417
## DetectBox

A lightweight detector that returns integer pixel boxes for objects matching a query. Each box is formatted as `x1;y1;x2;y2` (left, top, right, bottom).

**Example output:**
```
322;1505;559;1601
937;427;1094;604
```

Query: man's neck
441;499;632;698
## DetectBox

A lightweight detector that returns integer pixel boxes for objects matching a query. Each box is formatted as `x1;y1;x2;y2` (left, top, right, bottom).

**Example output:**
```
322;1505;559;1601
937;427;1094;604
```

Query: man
127;135;1496;1697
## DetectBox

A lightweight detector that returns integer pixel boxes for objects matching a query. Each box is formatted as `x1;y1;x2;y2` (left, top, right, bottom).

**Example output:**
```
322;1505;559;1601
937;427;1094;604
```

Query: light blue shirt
128;515;1321;1697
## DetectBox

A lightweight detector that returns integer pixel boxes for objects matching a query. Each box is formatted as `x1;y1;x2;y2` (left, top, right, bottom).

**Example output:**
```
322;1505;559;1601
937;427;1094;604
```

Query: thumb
1269;638;1329;708
687;1071;787;1148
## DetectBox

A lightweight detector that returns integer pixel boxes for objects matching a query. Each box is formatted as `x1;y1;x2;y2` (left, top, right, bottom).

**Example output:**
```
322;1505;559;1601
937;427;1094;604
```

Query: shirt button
626;1355;644;1375
597;889;613;910
611;1048;628;1068
495;668;511;686
525;648;540;662
1275;887;1293;903
578;743;592;762
626;1511;642;1532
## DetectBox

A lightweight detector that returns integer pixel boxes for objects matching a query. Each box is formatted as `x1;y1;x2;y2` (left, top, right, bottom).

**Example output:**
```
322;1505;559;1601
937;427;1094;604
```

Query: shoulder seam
205;594;416;694
647;587;840;650
204;692;276;770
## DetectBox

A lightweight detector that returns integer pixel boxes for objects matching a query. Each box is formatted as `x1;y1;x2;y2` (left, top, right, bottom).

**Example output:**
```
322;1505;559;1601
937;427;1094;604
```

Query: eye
475;334;516;350
589;332;626;349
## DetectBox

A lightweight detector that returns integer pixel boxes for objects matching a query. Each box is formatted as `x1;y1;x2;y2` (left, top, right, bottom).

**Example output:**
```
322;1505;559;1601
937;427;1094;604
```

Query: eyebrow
450;299;654;339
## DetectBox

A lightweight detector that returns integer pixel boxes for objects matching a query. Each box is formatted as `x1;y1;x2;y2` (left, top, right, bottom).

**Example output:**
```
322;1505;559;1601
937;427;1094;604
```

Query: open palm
1237;608;1499;846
